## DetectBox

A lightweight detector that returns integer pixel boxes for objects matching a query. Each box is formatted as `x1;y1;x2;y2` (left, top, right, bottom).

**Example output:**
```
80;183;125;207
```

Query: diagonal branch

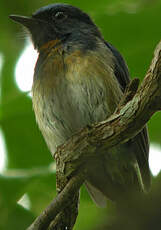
27;171;85;230
27;40;161;230
55;40;161;178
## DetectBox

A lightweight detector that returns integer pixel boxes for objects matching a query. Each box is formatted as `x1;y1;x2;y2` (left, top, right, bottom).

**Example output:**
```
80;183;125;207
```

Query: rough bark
27;41;161;230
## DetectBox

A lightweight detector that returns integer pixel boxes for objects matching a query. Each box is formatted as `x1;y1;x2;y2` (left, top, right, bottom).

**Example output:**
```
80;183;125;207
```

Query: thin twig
27;171;85;230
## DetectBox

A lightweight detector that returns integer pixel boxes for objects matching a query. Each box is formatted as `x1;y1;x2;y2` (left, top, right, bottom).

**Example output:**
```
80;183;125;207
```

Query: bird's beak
9;14;53;49
9;15;38;29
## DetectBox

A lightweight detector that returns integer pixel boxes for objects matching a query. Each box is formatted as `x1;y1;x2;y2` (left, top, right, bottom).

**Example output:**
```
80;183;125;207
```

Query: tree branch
55;41;161;178
27;171;85;230
27;41;161;230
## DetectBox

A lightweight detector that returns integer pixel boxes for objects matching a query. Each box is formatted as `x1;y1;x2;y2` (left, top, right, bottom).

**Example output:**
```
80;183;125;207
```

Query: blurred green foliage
0;0;161;229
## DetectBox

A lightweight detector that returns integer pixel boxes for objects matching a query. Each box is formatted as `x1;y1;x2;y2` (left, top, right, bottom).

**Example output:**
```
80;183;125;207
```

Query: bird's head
10;3;102;51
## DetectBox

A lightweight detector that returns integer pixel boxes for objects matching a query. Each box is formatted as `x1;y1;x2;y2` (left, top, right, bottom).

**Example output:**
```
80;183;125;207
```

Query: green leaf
0;203;34;230
0;166;56;205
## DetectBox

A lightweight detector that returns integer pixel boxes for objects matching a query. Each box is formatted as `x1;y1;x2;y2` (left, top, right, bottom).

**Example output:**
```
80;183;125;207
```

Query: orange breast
36;40;65;91
40;39;61;51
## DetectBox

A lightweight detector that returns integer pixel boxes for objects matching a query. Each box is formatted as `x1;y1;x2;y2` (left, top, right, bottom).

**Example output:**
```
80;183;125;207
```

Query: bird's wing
105;41;151;190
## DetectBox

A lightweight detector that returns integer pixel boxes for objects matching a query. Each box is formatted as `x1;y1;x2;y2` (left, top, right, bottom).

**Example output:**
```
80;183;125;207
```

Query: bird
10;3;151;207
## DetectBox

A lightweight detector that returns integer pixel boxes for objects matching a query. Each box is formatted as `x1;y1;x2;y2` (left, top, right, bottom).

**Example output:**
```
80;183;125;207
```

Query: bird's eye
54;11;67;20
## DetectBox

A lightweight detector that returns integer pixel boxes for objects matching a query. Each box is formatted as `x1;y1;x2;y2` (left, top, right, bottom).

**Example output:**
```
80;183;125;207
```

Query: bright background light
149;144;161;176
0;53;3;74
15;42;38;92
0;54;7;172
18;194;31;210
0;129;7;172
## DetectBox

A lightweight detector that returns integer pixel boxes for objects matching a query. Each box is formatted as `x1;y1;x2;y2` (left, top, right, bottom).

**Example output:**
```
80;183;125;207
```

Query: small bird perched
10;3;150;207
